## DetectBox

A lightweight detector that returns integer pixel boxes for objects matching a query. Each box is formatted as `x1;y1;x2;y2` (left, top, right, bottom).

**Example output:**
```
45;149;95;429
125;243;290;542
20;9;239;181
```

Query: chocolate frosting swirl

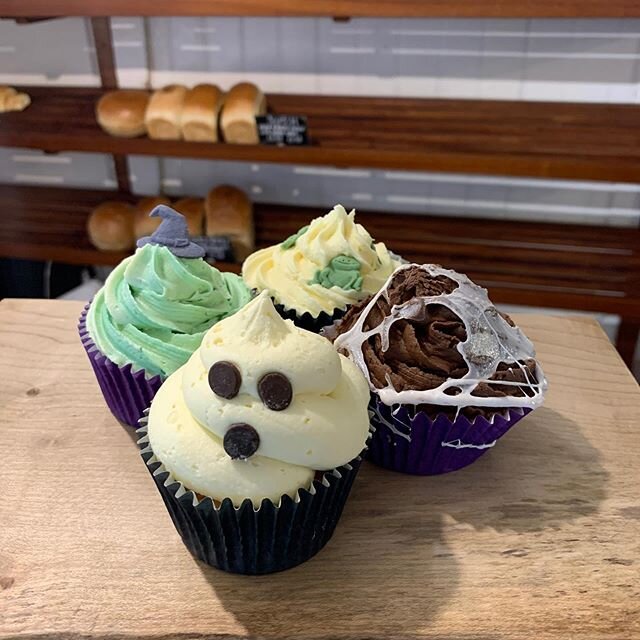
333;265;542;418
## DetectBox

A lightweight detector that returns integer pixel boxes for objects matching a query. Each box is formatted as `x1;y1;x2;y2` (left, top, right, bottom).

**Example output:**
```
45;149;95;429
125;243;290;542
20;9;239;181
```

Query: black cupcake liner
273;299;346;334
79;304;165;428
137;417;365;575
368;394;532;475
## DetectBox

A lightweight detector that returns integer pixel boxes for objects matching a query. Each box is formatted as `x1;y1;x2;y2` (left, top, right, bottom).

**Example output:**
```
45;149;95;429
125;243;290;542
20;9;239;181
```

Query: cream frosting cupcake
139;291;371;573
146;290;370;505
242;204;402;331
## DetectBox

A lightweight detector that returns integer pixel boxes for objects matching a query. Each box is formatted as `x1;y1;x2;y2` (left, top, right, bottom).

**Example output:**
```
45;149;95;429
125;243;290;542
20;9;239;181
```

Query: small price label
256;114;308;146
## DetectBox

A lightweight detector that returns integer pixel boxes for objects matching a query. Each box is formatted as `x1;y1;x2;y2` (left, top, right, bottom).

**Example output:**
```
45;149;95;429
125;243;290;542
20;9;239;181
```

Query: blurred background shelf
0;185;238;269
1;0;639;18
2;184;639;322
2;87;640;183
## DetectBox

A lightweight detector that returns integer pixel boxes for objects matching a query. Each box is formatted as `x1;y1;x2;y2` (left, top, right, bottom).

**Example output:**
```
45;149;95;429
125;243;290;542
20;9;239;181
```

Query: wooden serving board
1;299;639;639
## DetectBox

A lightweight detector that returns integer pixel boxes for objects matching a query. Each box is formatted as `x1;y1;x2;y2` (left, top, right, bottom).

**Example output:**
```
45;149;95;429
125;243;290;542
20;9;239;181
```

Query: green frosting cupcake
86;243;252;378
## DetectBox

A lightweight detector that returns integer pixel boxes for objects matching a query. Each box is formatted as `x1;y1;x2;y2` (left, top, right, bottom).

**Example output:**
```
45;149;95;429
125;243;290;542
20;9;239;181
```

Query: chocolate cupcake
79;205;252;427
242;204;403;332
330;264;547;475
138;291;371;574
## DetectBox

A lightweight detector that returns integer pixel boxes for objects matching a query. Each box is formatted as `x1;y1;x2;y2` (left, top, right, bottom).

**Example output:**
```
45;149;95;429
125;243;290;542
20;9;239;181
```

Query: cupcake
242;204;403;332
79;205;252;428
137;291;371;574
330;263;547;475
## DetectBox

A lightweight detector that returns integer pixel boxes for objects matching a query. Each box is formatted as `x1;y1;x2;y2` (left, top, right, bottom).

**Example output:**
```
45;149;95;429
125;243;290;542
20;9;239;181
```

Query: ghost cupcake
79;205;252;427
330;263;547;475
137;291;371;574
242;204;403;332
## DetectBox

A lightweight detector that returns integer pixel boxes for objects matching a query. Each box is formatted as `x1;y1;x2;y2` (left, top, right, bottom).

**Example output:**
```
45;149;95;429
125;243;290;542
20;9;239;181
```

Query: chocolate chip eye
224;423;260;459
258;372;292;411
208;361;241;399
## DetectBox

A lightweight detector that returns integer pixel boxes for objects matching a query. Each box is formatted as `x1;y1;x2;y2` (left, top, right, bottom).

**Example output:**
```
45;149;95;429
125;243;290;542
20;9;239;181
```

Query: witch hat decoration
136;204;205;258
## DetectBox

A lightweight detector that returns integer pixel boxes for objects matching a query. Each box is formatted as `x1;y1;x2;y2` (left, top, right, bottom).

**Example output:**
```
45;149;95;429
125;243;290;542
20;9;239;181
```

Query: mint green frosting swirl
86;243;252;378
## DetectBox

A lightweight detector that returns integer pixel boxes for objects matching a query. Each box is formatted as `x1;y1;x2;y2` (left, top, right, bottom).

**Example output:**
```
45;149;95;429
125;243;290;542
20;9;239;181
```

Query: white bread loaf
220;82;266;145
145;85;188;140
180;84;223;143
205;185;254;261
173;197;205;237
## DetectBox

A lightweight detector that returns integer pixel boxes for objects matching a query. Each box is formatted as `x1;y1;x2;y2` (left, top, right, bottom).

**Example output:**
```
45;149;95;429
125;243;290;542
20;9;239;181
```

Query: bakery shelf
1;0;639;17
2;184;639;322
0;184;238;270
2;88;640;183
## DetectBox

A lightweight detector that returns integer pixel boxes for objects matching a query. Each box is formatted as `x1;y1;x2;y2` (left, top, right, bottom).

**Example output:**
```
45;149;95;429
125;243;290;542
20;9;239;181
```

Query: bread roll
145;85;188;140
5;91;30;112
0;85;31;113
220;83;266;145
0;86;16;111
87;201;135;251
95;90;149;137
133;196;172;239
205;185;254;260
173;197;205;237
180;84;223;143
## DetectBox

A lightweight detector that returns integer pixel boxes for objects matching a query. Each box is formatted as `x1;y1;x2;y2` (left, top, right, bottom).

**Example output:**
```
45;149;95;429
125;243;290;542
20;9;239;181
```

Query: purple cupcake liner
368;394;531;475
137;418;365;575
78;304;165;428
273;299;346;334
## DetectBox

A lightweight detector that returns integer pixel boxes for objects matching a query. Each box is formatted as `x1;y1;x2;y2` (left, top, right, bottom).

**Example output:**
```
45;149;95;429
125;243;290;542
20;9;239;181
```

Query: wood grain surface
1;299;639;639
1;0;639;18
2;88;640;182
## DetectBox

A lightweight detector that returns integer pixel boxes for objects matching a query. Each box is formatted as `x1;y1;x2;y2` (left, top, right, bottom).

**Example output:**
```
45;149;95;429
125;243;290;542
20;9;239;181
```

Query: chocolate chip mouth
223;423;260;459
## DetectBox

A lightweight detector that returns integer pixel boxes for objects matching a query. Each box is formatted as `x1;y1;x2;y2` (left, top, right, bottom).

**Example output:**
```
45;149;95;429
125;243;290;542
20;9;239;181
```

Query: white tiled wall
0;17;639;367
1;16;639;228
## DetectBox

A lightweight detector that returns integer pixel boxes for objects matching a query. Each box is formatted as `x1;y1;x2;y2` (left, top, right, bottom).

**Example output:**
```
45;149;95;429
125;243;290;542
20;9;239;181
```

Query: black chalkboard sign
256;115;308;146
191;236;234;262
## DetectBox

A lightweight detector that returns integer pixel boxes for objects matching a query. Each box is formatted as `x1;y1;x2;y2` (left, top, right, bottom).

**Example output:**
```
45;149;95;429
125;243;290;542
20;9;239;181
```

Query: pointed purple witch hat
136;204;205;258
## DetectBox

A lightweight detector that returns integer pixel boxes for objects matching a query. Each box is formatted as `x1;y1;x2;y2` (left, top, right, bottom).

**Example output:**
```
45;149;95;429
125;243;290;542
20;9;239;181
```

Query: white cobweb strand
334;264;547;410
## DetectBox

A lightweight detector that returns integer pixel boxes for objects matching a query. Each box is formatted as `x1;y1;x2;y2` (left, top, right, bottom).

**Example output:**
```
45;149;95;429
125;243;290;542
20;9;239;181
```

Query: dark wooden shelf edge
2;184;639;324
0;242;128;266
1;0;639;18
2;88;640;183
5;134;639;183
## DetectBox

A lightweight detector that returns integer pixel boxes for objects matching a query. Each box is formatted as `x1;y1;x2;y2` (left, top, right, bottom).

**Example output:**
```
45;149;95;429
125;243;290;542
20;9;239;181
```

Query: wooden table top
1;299;639;639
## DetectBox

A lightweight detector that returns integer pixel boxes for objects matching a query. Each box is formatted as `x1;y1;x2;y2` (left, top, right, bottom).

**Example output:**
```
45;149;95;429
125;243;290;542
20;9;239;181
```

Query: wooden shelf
1;0;639;18
2;184;639;322
2;88;640;183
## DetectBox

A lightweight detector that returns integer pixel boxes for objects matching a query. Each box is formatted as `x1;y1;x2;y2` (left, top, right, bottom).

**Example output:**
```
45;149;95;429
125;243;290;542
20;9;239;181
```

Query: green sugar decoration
311;254;363;291
281;225;309;250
